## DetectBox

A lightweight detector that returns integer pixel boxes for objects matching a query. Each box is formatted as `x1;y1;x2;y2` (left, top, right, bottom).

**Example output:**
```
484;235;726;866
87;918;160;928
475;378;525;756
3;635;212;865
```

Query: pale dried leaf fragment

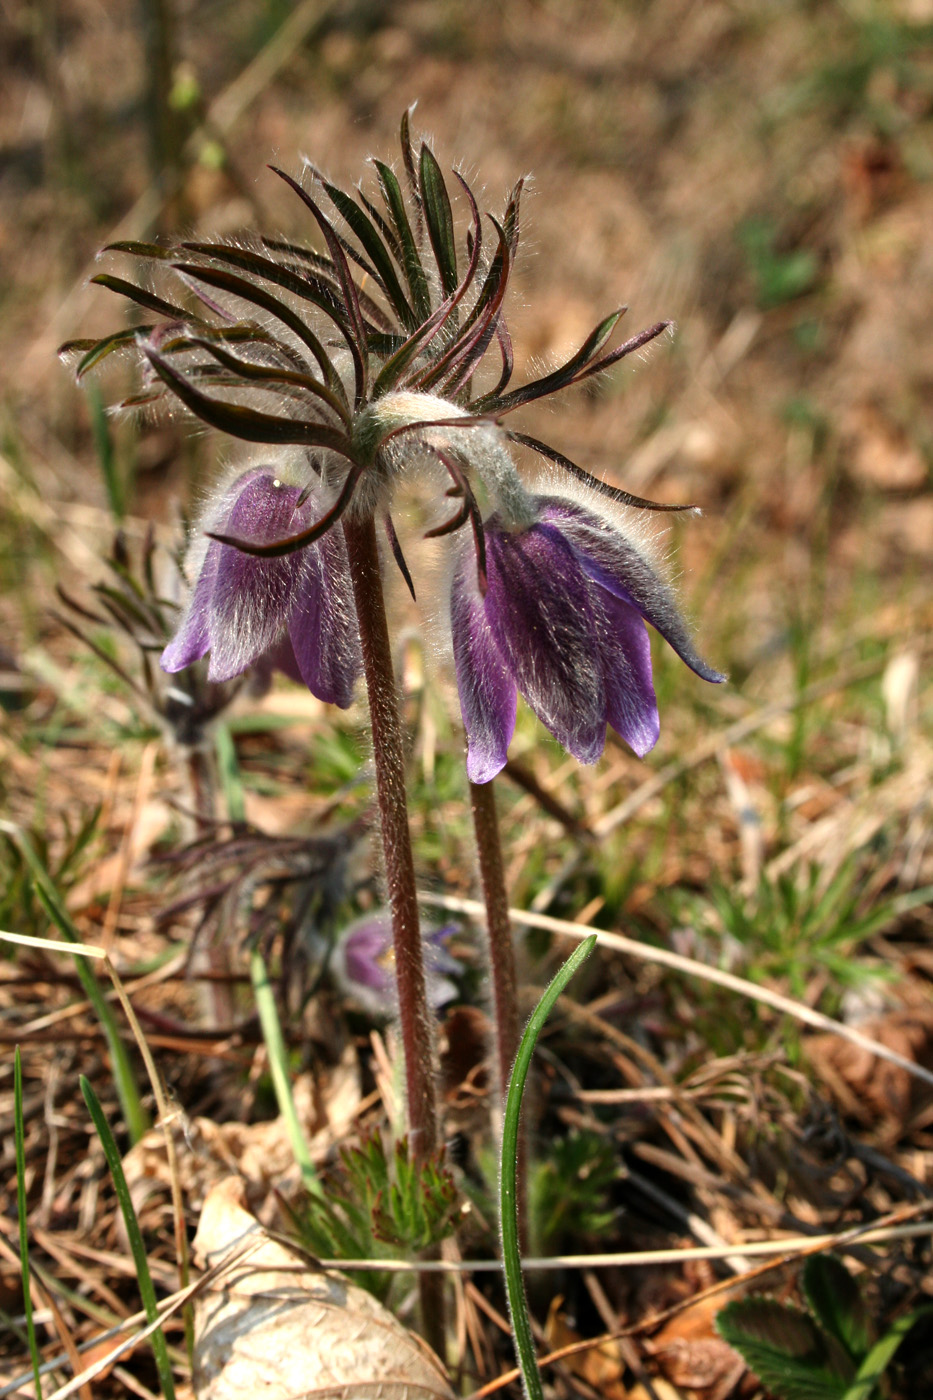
192;1178;455;1400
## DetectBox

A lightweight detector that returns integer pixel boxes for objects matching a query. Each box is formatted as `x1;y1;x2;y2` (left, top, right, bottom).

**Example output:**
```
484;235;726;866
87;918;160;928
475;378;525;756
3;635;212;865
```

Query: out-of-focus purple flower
451;495;725;783
161;466;361;707
333;914;461;1019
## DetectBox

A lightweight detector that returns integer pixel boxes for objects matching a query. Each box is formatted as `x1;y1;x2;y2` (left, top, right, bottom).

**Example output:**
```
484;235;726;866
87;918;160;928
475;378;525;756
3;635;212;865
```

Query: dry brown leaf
123;1047;362;1223
647;1294;746;1395
626;1383;685;1400
543;1297;628;1399
807;1002;933;1134
191;1178;455;1400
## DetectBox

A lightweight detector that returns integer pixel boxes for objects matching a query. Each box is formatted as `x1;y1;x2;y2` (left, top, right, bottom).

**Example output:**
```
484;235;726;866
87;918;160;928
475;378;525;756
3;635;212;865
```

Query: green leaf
804;1256;873;1362
170;260;346;396
374;159;431;321
104;240;175;260
500;935;598;1400
90;273;195;322
419;217;510;395
179;242;357;336
717;1299;854;1400
473;308;628;413
144;346;353;454
419;143;458;298
169;334;350;423
371;292;459;397
842;1306;933;1400
72;326;155;377
15;1047;43;1400
269;167;369;403
314;172;416;330
80;1076;175;1400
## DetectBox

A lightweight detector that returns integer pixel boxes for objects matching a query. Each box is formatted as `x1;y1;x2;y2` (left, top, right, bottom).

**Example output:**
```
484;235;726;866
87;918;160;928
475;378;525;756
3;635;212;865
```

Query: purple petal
596;588;660;756
450;562;517;783
206;473;307;682
161;538;222;673
539;497;725;685
261;628;304;686
484;522;606;765
336;915;460;1015
287;527;361;708
343;919;393;993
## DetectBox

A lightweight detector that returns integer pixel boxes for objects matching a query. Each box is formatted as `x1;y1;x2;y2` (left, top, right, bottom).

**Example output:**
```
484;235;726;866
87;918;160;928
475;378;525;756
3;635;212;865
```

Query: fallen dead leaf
844;402;927;492
192;1177;455;1400
544;1296;628;1400
647;1293;746;1396
807;1000;933;1136
123;1047;362;1225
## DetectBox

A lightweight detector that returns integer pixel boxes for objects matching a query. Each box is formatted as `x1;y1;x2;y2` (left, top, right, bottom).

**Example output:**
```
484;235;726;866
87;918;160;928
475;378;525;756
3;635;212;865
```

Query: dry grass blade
284;1218;932;1274
26;1238;267;1400
421;894;933;1091
462;1204;933;1400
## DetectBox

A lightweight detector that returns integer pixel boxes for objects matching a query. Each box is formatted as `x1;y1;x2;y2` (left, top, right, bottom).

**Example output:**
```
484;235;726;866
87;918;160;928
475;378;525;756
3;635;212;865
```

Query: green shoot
15;1046;43;1400
249;946;320;1196
80;1075;175;1400
1;821;148;1143
500;934;597;1400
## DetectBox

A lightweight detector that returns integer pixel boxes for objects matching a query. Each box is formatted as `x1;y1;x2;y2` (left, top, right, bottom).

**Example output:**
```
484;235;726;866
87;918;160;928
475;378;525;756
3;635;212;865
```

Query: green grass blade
0;821;149;1143
249;947;321;1196
499;934;597;1400
79;1076;176;1400
842;1305;933;1400
15;1046;43;1400
214;722;246;824
87;383;126;521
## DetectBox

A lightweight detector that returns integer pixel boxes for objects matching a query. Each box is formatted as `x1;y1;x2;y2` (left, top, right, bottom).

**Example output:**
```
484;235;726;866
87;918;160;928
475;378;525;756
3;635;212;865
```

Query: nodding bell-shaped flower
450;495;726;783
331;914;462;1019
161;464;361;707
70;112;724;750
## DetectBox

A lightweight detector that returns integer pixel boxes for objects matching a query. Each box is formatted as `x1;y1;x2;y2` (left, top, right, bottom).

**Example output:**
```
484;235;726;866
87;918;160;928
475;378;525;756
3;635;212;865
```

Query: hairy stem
469;778;519;1097
343;515;437;1150
342;513;444;1351
470;777;526;1245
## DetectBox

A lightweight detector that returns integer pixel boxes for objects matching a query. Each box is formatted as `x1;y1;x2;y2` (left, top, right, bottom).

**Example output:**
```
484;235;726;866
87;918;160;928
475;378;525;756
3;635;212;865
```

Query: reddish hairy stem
469;778;519;1097
470;777;526;1244
342;514;445;1351
342;513;438;1157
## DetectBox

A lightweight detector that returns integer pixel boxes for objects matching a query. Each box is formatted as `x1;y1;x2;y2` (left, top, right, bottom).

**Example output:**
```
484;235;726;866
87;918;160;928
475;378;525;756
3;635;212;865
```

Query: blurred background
4;0;932;664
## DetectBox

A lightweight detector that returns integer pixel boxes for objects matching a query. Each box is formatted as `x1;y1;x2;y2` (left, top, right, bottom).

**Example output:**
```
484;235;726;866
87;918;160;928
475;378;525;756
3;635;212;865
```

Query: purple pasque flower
161;463;361;707
68;112;723;749
332;914;461;1019
451;494;725;783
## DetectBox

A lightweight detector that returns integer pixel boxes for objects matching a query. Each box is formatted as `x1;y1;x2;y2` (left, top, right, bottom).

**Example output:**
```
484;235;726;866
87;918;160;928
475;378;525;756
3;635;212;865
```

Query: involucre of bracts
62;109;723;772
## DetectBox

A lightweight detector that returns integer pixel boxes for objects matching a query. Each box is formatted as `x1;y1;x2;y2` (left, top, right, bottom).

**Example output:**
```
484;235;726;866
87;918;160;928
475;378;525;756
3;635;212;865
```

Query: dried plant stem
342;513;444;1351
469;779;519;1098
422;893;933;1093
